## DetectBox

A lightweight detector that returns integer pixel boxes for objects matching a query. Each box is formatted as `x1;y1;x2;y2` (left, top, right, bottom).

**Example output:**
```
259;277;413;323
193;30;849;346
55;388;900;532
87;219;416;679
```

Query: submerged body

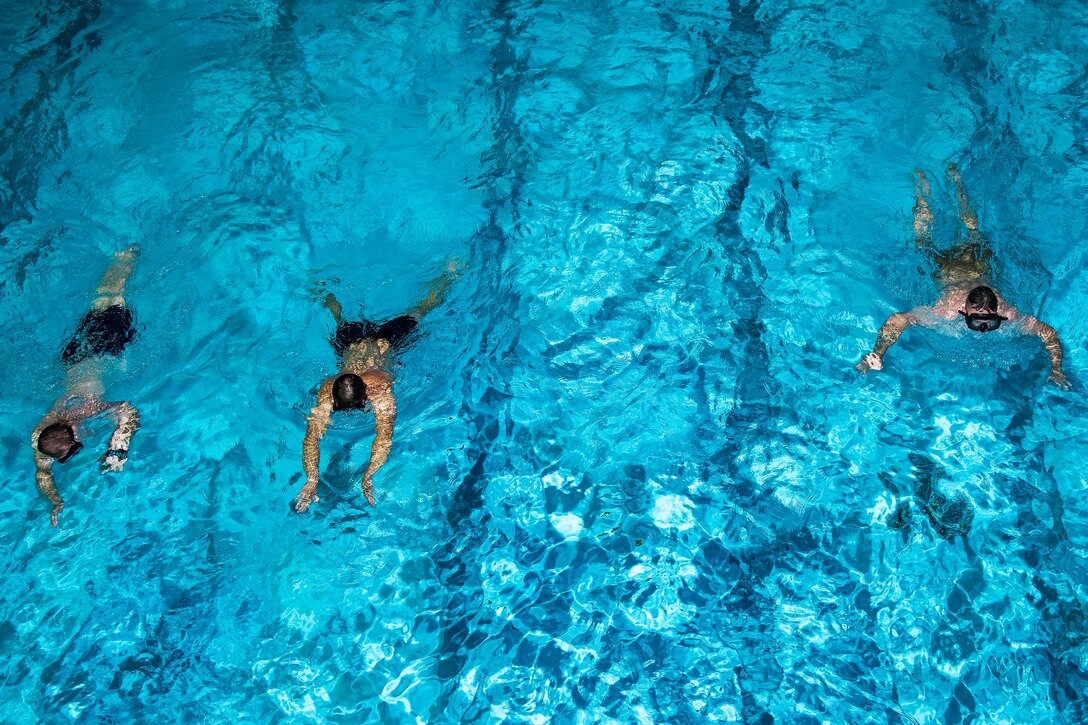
296;332;401;511
293;263;459;512
857;165;1068;389
32;245;142;527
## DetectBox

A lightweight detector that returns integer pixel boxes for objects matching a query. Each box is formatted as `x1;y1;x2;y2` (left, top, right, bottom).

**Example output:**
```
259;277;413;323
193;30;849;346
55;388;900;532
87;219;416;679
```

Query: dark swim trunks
331;315;419;359
61;305;137;367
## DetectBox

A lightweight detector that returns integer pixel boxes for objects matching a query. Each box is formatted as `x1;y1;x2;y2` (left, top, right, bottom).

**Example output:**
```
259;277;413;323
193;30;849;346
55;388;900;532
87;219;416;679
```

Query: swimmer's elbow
35;469;57;495
891;312;918;328
877;312;914;338
374;421;395;443
1037;322;1058;340
303;420;326;446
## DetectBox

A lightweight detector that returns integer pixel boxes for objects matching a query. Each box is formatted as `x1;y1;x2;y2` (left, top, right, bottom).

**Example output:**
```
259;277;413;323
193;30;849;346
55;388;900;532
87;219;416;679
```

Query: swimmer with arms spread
856;164;1070;389
32;245;142;527
293;262;460;512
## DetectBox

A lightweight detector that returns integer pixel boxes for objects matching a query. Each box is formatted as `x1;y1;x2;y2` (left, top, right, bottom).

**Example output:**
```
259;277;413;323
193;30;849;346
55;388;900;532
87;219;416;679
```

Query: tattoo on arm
873;312;914;357
35;456;61;506
1038;323;1064;372
35;453;63;525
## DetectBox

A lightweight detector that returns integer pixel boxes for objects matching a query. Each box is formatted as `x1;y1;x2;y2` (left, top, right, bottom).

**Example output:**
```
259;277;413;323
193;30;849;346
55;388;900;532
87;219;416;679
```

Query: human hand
856;352;883;374
1048;370;1072;390
362;476;376;507
50;502;63;528
294;482;319;513
100;450;127;473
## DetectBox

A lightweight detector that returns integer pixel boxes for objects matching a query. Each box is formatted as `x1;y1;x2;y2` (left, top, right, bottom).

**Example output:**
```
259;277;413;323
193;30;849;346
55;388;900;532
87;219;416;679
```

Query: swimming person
293;262;461;512
32;245;142;527
856;164;1070;389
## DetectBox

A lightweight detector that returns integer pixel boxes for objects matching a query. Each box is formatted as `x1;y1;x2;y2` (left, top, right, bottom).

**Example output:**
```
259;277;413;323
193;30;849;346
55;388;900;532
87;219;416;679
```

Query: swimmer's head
966;286;998;313
38;423;83;462
332;374;367;411
960;286;1006;332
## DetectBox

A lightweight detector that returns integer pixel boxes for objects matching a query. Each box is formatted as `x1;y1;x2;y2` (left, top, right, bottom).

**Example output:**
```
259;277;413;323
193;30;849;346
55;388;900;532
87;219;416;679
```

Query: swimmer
856;164;1070;389
293;261;461;512
32;245;142;527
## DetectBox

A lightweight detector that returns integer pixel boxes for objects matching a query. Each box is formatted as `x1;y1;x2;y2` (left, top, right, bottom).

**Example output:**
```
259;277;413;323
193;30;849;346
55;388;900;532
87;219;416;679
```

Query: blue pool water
3;0;1088;721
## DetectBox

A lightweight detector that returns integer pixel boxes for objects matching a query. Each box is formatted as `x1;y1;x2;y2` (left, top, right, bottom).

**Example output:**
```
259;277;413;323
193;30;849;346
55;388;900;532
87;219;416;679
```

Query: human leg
63;247;139;367
92;244;139;311
946;162;980;235
913;169;935;249
406;258;462;320
945;162;993;272
323;292;345;325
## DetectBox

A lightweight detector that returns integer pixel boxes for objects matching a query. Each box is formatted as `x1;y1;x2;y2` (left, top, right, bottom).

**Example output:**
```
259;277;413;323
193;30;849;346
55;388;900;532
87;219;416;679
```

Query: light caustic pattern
1;0;1087;722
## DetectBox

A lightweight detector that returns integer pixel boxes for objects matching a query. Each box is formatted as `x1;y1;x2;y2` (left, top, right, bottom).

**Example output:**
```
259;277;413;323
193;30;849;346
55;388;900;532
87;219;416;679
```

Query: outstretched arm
361;393;397;506
295;381;334;512
34;453;62;527
101;402;140;472
857;311;920;373
31;419;64;526
1019;316;1070;389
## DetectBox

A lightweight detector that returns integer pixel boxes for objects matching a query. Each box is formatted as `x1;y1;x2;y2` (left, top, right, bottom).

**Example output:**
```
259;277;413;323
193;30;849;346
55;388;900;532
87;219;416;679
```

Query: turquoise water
2;0;1088;722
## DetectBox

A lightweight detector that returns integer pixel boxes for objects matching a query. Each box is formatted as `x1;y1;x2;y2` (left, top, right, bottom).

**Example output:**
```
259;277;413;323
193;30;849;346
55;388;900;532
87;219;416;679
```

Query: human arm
856;310;921;373
295;381;334;512
101;402;140;472
1018;316;1070;389
34;452;63;527
361;391;397;506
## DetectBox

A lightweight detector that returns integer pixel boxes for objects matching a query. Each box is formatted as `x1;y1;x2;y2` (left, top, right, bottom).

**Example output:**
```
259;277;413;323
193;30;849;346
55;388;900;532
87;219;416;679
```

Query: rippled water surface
3;0;1088;722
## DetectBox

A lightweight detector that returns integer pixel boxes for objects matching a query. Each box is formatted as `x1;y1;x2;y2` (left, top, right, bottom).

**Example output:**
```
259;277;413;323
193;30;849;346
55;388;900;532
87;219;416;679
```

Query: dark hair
38;423;76;458
332;374;367;410
966;286;998;312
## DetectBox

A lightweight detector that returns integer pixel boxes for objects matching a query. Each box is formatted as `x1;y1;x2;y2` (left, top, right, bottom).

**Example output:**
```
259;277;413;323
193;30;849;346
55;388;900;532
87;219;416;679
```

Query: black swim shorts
331;315;419;359
61;305;137;367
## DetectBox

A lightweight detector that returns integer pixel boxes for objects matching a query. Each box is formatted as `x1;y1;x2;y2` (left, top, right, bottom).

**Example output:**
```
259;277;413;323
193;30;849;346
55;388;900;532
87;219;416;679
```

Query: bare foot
946;162;979;231
323;293;342;322
913;169;931;197
96;244;140;298
912;170;933;246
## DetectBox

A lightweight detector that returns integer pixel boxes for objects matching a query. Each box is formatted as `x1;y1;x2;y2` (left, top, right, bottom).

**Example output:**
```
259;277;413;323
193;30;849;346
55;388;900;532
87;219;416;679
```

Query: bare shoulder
929;290;963;320
997;297;1020;321
304;378;335;419
1012;312;1047;333
366;375;397;417
31;414;53;440
360;369;393;389
908;304;940;325
30;410;65;445
313;376;337;407
30;416;54;465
